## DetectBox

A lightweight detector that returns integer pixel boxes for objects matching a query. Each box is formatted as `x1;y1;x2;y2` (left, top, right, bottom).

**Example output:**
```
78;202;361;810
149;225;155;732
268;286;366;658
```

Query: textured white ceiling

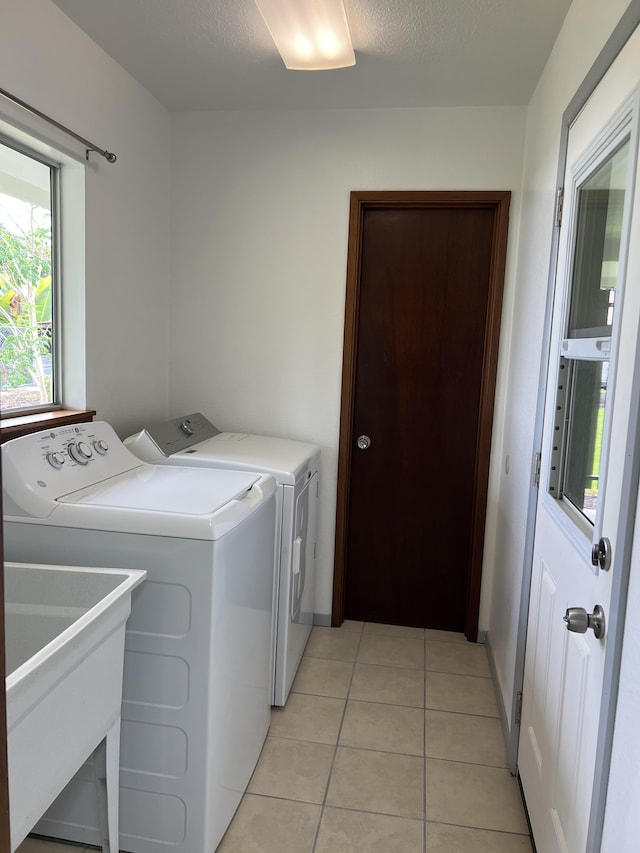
49;0;573;111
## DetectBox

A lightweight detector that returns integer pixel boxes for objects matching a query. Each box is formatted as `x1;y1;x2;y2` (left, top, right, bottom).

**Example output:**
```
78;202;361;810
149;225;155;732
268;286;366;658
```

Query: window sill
0;409;97;444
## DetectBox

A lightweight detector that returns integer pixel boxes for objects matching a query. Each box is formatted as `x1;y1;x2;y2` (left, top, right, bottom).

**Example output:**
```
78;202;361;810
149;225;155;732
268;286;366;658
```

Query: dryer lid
125;413;320;485
173;432;320;484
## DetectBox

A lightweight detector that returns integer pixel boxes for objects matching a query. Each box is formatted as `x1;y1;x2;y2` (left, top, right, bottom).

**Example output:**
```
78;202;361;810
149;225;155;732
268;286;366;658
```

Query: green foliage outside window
0;206;53;409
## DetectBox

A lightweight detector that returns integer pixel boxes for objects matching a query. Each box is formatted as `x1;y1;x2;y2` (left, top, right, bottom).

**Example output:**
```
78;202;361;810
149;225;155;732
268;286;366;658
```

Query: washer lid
60;466;261;514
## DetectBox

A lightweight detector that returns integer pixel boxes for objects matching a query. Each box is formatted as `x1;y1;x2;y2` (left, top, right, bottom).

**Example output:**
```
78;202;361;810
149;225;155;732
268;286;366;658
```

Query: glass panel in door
549;139;629;526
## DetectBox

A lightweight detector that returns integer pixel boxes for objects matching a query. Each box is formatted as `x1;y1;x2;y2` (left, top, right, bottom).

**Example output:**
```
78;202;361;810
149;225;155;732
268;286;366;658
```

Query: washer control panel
2;421;144;517
33;425;114;471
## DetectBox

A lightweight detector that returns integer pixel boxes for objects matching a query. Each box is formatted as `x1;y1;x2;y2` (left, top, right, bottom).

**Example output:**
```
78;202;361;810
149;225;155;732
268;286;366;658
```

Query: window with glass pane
0;141;57;414
567;144;627;338
561;359;608;522
549;139;629;523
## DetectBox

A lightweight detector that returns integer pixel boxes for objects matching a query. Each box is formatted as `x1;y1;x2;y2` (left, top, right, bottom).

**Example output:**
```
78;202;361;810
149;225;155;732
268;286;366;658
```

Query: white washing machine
126;412;320;706
2;421;277;853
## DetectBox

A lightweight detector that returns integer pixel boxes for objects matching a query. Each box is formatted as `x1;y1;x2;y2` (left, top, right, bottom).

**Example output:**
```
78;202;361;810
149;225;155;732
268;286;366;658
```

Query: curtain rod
0;86;117;164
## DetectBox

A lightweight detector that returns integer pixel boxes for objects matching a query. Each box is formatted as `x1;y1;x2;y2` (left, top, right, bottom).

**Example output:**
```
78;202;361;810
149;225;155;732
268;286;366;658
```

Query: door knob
356;434;372;450
591;537;612;571
563;605;605;639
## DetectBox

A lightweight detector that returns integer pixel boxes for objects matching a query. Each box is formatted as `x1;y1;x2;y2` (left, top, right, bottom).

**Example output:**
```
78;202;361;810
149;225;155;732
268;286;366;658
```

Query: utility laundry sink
4;561;145;852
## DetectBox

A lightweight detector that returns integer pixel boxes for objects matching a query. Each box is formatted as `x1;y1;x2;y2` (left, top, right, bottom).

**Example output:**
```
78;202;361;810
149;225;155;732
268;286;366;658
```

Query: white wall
0;0;171;437
486;0;633;735
169;107;526;618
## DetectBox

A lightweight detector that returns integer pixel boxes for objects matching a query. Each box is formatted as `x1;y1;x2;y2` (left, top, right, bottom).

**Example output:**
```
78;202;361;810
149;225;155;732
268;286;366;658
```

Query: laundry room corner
167;106;527;625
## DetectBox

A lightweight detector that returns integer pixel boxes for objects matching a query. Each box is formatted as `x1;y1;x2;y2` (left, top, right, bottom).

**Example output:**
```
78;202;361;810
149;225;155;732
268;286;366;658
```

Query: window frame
547;114;635;537
0;107;94;439
0;134;62;417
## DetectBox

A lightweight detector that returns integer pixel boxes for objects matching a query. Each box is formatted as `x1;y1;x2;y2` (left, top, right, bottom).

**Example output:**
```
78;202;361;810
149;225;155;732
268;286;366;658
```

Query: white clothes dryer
126;412;320;706
2;422;277;853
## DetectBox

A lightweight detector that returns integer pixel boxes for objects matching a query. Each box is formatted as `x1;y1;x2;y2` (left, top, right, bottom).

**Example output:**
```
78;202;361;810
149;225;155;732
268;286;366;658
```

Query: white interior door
519;28;640;853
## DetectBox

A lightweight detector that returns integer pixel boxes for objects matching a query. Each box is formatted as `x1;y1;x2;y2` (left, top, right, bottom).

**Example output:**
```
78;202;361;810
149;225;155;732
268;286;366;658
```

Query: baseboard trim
485;631;516;774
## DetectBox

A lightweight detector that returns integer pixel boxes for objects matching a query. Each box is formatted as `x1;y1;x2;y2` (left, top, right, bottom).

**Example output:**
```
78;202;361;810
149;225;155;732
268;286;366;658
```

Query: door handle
563;605;605;639
356;434;371;450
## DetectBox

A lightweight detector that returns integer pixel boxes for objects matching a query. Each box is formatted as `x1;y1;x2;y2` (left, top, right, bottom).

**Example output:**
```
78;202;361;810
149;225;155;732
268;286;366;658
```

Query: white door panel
519;24;640;853
521;512;607;852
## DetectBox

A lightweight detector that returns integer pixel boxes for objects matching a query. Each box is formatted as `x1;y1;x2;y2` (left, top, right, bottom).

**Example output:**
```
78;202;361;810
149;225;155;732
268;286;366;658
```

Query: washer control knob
46;451;66;469
68;441;93;465
93;439;109;455
180;420;195;436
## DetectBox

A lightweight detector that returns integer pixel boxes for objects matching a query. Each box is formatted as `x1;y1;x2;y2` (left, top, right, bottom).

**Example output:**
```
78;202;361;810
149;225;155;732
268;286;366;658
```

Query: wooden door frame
332;190;511;639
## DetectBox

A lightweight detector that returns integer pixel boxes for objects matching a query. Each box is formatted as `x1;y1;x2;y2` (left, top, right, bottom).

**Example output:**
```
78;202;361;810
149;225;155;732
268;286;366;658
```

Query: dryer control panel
125;412;222;460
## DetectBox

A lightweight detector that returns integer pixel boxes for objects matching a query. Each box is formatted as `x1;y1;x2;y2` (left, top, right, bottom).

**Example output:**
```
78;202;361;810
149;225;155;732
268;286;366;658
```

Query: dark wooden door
334;192;510;636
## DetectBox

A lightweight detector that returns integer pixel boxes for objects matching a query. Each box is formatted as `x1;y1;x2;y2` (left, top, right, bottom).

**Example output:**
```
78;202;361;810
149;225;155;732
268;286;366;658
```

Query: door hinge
515;691;523;725
555;187;564;228
534;451;542;488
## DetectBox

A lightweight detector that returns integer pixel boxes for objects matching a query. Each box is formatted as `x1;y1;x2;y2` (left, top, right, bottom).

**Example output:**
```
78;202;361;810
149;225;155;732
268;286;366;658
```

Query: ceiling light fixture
255;0;355;70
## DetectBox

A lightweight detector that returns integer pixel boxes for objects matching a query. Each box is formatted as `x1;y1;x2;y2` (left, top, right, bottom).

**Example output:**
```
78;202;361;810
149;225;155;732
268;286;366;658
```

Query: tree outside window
0;148;54;414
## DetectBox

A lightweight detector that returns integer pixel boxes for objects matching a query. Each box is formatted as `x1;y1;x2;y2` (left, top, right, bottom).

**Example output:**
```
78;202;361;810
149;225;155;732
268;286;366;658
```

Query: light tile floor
18;622;533;853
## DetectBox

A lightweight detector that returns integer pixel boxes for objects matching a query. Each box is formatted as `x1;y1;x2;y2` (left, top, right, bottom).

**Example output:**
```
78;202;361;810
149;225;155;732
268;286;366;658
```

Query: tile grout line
309;621;365;853
269;733;425;759
421;816;532;838
425;641;533;845
293;691;426;710
425;705;501;719
426;755;513;771
245;790;442;830
305;656;424;671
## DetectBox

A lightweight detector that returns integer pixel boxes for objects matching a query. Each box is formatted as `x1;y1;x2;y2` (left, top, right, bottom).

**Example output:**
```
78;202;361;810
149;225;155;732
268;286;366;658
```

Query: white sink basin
4;561;146;852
